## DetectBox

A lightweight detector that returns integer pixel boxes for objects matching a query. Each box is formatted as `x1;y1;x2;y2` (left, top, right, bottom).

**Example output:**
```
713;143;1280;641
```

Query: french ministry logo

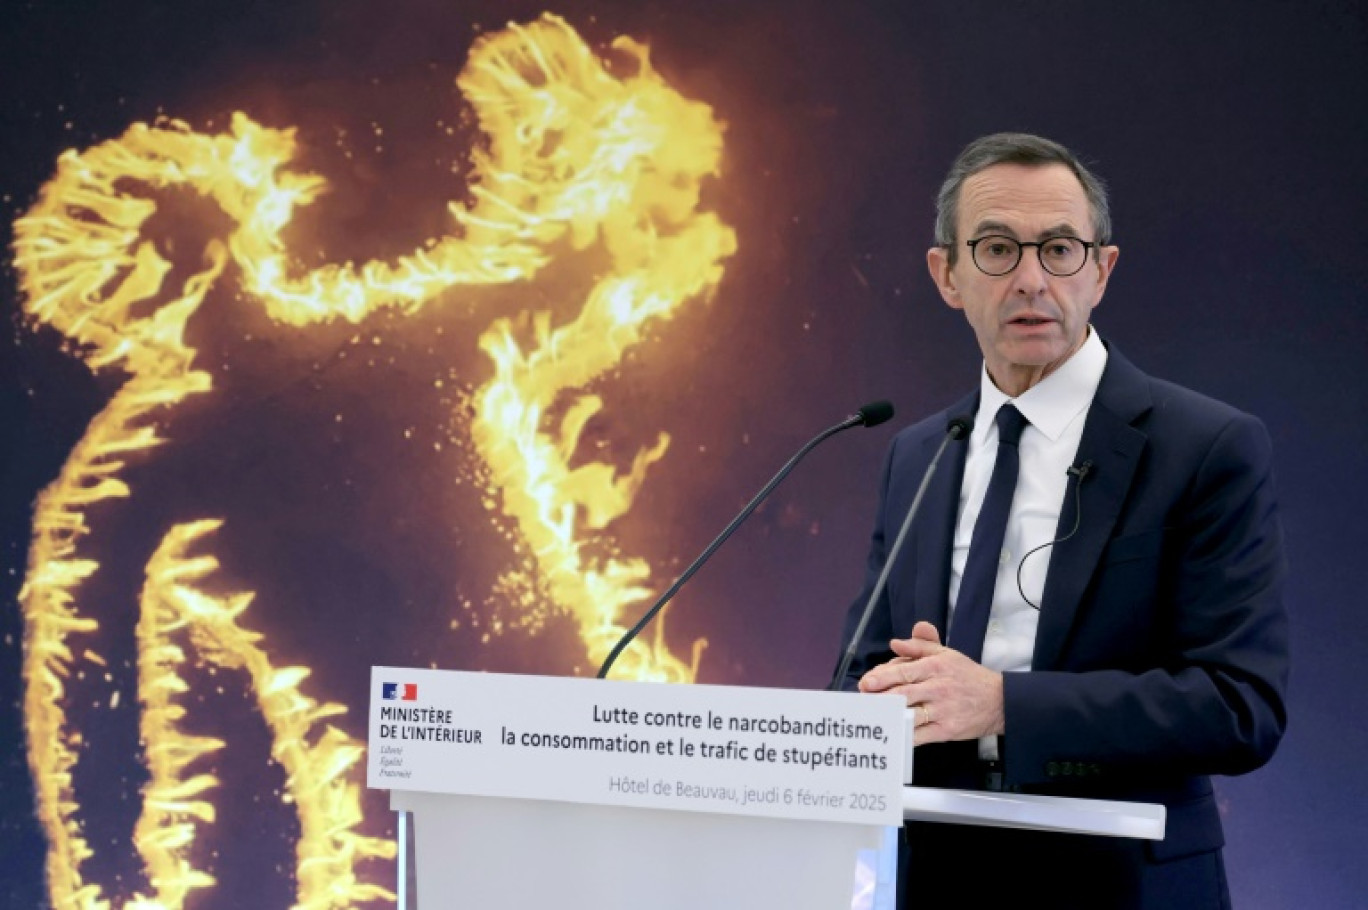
382;682;418;701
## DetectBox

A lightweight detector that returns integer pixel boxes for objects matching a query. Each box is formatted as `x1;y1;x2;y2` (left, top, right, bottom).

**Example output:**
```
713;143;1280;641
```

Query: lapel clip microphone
1018;459;1094;610
1067;459;1095;481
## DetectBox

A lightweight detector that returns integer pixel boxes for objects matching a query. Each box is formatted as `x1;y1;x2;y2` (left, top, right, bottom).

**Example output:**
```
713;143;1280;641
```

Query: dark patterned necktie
947;403;1029;662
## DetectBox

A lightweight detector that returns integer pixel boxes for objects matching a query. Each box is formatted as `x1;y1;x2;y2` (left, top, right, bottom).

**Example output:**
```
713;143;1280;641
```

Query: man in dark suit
837;133;1289;909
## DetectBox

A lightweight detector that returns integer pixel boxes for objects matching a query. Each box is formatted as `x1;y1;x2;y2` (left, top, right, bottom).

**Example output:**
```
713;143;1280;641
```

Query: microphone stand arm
597;413;865;680
828;426;964;690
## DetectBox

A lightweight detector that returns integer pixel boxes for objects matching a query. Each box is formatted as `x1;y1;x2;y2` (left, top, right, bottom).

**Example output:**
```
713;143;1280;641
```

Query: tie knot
995;403;1029;447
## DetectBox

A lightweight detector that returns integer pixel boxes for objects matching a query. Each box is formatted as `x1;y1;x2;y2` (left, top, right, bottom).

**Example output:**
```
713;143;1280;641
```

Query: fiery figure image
11;13;736;908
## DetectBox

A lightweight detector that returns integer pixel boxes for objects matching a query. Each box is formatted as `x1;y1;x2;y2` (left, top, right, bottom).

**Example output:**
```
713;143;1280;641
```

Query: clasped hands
857;621;1005;747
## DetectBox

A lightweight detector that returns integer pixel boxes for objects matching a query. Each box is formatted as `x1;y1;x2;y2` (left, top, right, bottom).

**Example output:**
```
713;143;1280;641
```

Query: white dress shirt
948;328;1107;758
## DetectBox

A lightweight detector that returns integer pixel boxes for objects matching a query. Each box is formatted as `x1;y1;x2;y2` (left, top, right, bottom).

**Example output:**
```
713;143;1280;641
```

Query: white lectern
368;667;1164;909
391;790;885;909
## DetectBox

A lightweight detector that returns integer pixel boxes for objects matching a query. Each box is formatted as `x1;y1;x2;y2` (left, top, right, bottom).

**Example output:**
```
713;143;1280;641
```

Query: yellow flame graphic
12;13;735;908
137;521;395;909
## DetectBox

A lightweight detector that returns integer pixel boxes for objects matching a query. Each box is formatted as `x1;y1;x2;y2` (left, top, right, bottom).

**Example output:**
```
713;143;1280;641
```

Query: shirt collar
976;327;1108;443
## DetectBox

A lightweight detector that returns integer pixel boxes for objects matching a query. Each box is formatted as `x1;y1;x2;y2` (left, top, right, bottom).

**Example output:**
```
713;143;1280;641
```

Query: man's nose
1011;250;1049;295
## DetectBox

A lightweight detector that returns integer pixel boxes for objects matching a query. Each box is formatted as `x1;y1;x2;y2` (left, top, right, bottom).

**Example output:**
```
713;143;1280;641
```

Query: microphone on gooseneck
1015;459;1095;610
854;400;896;429
596;400;896;680
828;414;975;691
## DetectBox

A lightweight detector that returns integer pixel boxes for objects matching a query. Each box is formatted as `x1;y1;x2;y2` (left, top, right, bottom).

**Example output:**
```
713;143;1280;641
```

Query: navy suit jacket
837;344;1289;900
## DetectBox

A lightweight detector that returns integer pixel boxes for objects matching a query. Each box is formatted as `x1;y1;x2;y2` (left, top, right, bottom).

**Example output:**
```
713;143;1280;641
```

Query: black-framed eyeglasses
964;235;1097;277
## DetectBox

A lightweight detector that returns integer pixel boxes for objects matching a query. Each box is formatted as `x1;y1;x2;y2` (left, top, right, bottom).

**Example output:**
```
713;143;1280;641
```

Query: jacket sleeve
1002;411;1290;788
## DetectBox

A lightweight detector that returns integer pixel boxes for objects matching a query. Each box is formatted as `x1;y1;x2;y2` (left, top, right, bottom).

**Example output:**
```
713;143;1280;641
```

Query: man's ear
1089;245;1120;310
926;245;963;310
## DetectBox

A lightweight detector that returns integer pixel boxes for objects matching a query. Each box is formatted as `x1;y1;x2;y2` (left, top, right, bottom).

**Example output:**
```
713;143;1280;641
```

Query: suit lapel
911;394;976;636
1032;348;1152;669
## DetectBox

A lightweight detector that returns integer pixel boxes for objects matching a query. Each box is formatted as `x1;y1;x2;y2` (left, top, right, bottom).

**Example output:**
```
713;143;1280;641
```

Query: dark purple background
2;1;1365;906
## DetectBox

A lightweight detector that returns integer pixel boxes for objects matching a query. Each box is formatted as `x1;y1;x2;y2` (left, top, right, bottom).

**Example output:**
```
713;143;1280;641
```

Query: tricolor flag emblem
382;682;418;701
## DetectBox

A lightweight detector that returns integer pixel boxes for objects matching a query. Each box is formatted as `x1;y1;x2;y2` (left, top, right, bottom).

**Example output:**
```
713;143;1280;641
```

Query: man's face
926;162;1119;396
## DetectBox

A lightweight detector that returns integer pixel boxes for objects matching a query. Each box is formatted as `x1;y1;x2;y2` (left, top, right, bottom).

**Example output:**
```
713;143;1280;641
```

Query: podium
390;791;887;908
368;667;1164;909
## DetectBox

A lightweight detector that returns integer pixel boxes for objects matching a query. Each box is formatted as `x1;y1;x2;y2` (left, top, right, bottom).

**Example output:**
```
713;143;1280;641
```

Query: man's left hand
857;621;1006;746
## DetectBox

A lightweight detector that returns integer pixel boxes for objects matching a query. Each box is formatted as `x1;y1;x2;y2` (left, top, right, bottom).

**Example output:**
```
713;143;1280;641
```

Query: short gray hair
934;133;1112;263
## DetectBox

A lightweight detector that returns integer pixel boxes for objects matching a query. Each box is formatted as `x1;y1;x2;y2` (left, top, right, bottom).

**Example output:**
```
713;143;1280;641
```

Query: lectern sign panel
367;667;904;826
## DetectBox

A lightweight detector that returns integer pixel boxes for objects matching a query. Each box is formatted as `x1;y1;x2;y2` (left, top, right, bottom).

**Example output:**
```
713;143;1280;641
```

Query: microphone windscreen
857;400;895;428
947;414;975;439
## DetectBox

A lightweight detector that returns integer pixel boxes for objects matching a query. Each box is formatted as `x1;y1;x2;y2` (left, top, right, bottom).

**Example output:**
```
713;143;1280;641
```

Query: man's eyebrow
970;220;1017;238
1036;222;1085;239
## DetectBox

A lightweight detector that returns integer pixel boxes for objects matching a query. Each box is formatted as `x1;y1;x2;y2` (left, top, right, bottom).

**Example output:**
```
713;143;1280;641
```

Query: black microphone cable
1016;460;1093;610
